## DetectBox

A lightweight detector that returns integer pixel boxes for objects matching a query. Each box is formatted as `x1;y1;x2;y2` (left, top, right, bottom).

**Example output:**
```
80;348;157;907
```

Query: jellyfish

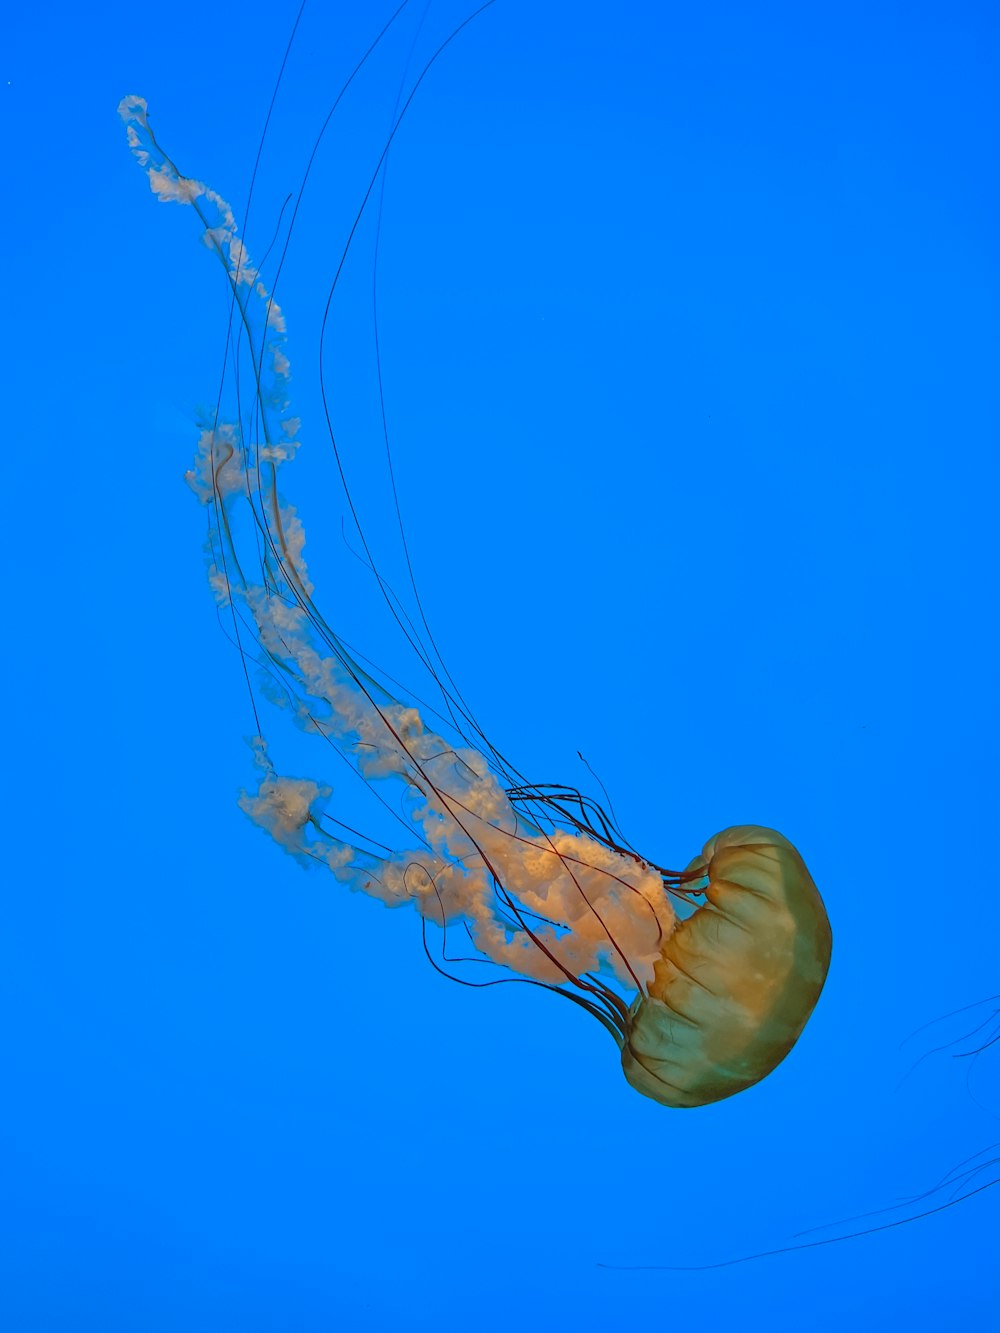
116;21;831;1111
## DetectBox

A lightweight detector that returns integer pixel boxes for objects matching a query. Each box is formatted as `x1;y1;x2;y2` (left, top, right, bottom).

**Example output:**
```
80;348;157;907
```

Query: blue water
3;2;997;1328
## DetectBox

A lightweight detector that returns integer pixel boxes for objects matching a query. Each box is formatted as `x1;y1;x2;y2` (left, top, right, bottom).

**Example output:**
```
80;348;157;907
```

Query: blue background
3;1;997;1328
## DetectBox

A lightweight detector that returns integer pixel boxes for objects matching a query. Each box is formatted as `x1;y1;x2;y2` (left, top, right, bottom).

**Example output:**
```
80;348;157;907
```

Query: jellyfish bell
117;28;832;1110
623;825;833;1108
